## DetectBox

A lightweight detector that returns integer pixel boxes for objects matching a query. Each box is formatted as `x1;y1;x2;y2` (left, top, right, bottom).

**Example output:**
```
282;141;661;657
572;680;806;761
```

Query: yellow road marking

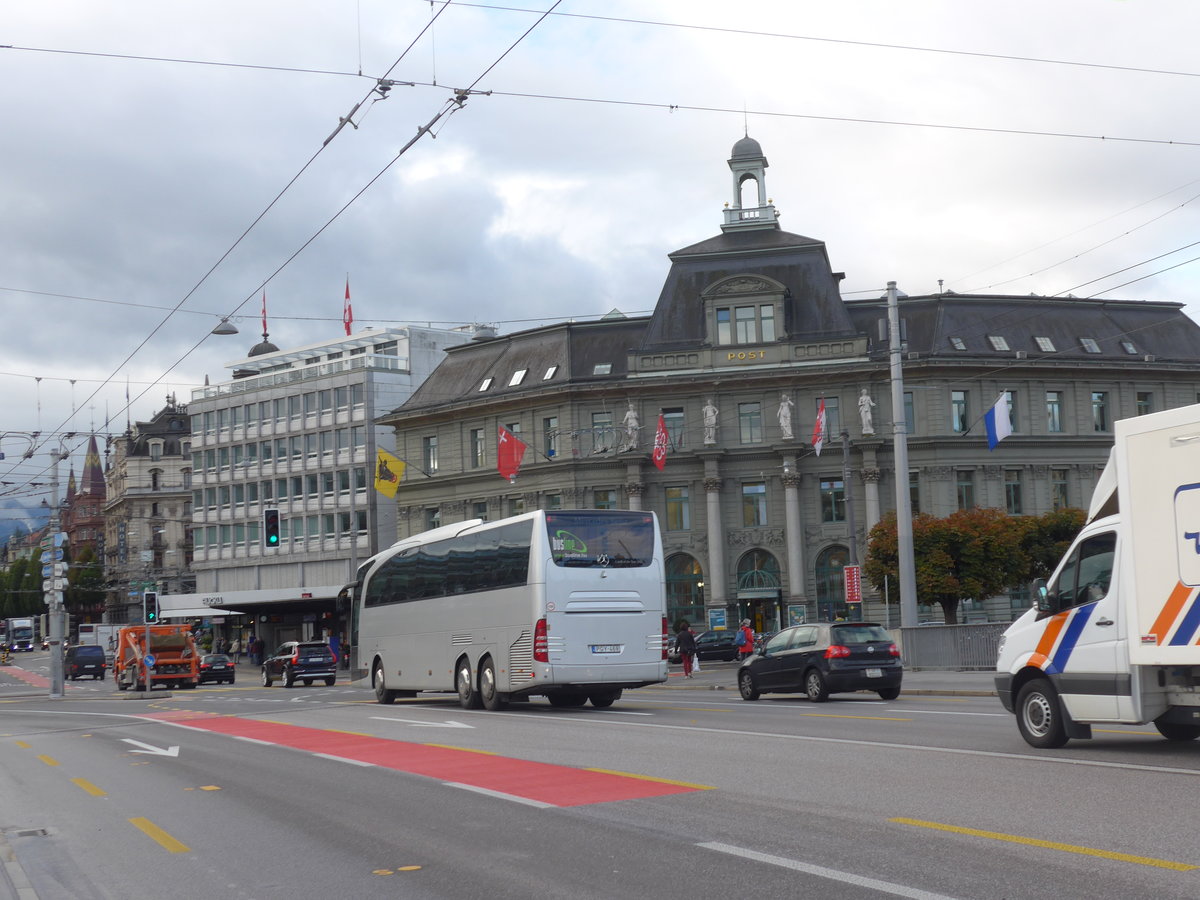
37;755;59;767
892;817;1197;871
129;817;190;853
199;785;221;791
423;744;499;755
71;778;106;797
585;767;715;789
14;740;30;749
328;729;372;737
1095;728;1156;736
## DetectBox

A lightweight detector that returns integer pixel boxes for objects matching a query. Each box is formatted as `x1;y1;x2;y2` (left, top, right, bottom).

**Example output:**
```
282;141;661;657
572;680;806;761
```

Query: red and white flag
343;278;353;336
652;414;669;471
261;290;268;335
497;425;527;481
811;397;827;456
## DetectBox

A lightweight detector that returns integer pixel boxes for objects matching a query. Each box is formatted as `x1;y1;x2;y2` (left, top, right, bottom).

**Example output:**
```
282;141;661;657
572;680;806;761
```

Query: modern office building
378;134;1200;631
166;325;477;655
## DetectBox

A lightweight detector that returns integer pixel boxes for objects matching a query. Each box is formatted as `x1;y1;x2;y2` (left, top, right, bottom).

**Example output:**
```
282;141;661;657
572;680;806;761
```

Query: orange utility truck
114;624;200;691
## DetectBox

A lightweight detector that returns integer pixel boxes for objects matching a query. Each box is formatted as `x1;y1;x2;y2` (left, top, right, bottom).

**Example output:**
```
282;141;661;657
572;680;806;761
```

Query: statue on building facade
777;393;795;441
859;388;876;435
703;398;719;444
620;401;640;451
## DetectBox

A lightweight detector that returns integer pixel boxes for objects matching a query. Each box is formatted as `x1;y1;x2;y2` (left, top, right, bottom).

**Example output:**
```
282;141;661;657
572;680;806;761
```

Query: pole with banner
844;564;863;608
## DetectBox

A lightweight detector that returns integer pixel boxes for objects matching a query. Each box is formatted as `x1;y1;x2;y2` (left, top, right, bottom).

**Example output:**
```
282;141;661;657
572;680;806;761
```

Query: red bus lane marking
141;713;704;807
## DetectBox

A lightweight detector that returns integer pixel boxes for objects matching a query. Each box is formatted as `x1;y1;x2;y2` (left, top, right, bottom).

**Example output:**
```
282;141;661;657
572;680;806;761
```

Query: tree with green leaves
865;507;1038;624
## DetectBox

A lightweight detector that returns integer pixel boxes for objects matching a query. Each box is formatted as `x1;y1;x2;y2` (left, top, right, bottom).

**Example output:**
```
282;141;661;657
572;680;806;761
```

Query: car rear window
298;644;331;657
72;646;105;658
830;625;892;644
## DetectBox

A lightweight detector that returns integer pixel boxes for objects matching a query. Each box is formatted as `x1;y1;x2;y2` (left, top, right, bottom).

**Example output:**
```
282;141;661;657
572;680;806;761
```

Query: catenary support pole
887;281;919;626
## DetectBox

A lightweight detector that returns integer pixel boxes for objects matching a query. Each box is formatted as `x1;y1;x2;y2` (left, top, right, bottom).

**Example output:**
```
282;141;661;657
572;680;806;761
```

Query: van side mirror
1034;579;1052;613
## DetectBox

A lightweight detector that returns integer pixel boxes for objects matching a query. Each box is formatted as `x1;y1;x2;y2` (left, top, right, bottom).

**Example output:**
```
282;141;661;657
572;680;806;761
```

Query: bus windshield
545;512;655;568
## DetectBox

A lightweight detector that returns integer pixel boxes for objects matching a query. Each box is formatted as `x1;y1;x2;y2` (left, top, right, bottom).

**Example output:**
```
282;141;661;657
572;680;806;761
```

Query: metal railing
895;622;1008;670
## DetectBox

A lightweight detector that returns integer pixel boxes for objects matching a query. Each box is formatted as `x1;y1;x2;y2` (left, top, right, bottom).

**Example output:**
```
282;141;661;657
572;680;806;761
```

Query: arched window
666;553;704;629
815;545;849;621
735;548;780;591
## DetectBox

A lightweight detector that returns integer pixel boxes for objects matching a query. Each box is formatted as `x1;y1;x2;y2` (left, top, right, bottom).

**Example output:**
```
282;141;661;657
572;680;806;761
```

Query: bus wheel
547;691;587;708
456;658;482;709
588;689;622;708
479;657;507;711
373;660;396;705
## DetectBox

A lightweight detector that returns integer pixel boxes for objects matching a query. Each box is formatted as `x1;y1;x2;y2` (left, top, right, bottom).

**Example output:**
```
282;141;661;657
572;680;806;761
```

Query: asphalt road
1;654;1198;900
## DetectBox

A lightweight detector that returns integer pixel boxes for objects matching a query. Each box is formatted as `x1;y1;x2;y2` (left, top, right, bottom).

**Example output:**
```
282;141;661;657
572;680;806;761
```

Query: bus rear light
533;618;549;663
661;617;669;660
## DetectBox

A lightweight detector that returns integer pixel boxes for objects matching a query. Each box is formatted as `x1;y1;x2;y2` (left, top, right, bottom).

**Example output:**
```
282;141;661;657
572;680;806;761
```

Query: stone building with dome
379;134;1200;631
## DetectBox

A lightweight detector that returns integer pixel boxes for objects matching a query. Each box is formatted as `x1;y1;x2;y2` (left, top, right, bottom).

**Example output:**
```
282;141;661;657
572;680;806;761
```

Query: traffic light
263;508;281;548
145;591;158;623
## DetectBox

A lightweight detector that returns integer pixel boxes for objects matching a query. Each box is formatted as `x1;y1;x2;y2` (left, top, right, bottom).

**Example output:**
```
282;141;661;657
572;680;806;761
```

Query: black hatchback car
64;644;107;680
261;641;337;688
737;622;902;702
198;653;236;685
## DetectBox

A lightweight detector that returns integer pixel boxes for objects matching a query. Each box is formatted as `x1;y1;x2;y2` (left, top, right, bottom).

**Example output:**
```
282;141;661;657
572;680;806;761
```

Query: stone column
861;467;882;533
625;481;646;511
782;468;806;601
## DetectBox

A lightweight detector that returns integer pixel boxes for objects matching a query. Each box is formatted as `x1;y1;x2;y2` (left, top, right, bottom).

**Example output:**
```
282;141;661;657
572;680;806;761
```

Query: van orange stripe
1033;611;1069;661
1150;582;1194;645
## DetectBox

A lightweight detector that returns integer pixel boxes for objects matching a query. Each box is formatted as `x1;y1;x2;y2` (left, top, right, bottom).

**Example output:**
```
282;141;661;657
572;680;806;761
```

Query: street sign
41;563;67;578
40;549;64;564
39;532;67;550
41;578;65;591
844;564;863;604
144;654;156;668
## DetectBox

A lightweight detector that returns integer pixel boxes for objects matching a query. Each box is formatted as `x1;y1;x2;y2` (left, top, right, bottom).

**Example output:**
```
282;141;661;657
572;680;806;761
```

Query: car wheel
229;677;236;685
877;686;901;701
738;670;760;701
588;689;622;708
456;657;482;709
283;666;295;688
261;667;273;687
1016;678;1069;748
805;669;830;703
1153;716;1200;741
324;676;336;687
480;657;506;711
303;679;313;686
374;660;397;705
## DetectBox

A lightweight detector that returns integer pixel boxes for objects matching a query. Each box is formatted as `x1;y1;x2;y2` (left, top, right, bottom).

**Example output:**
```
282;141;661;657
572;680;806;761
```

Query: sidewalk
661;659;998;696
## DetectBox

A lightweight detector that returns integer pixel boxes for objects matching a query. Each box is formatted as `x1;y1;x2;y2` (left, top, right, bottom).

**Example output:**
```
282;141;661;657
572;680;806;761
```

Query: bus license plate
865;667;882;678
590;644;621;654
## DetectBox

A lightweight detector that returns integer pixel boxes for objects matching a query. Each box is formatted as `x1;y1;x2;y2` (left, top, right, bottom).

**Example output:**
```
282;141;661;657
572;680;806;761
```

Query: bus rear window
546;512;656;567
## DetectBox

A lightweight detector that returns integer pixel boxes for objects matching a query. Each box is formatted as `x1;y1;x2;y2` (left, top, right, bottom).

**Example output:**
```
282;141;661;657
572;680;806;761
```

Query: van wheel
479;658;506;711
805;669;829;703
1016;678;1069;748
588;689;622;708
374;660;396;704
456;658;482;709
1153;717;1200;741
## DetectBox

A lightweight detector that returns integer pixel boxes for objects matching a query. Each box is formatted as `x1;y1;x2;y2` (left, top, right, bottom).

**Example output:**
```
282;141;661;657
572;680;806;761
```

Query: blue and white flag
984;394;1013;450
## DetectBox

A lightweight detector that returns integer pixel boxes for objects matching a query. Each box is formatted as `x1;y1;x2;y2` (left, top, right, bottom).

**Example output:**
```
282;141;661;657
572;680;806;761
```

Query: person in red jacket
736;618;755;663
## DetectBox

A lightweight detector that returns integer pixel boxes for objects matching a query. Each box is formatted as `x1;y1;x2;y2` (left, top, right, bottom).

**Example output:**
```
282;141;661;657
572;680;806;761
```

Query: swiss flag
343;278;353;336
652;414;668;471
811;397;827;457
497;425;527;481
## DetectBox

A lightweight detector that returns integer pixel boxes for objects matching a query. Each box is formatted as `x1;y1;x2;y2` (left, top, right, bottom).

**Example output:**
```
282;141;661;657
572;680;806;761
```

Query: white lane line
699;841;963;900
314;753;374;767
444;782;554;809
902;709;1005;717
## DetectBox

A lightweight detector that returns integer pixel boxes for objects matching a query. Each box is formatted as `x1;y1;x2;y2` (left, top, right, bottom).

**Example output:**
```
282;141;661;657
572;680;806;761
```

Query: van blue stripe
1169;595;1200;646
1046;604;1095;674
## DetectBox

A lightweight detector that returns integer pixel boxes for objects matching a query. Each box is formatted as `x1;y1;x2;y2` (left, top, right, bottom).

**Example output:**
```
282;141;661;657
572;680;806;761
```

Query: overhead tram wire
0;3;460;493
79;0;566;465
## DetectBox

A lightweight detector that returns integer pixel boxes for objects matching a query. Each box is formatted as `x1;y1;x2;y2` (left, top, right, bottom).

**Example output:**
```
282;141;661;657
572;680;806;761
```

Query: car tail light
291;649;300;664
824;644;851;659
330;651;338;665
887;643;900;657
661;617;669;660
533;618;549;663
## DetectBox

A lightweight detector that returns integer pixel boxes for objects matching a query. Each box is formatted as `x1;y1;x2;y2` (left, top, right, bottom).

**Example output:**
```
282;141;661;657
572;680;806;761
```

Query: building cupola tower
721;133;780;233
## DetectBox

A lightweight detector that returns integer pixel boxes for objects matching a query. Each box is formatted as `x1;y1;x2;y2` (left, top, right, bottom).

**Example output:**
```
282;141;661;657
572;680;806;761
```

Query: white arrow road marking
369;716;473;729
122;739;180;757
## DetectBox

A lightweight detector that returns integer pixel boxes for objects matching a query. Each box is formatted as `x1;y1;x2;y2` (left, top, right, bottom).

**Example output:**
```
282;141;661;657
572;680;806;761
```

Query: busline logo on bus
550;530;587;559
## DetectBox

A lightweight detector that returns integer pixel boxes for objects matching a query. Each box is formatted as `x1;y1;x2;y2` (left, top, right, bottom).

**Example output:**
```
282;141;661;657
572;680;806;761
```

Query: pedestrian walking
230;637;242;663
675;621;697;678
735;618;755;663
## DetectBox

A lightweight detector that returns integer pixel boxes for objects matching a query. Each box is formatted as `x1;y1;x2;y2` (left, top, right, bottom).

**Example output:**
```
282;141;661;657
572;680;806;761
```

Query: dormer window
703;275;786;349
478;377;494;392
543;365;558;380
715;304;776;345
1034;336;1056;352
508;369;527;387
987;335;1010;351
949;336;967;351
592;363;612;375
1120;340;1137;355
1080;338;1101;354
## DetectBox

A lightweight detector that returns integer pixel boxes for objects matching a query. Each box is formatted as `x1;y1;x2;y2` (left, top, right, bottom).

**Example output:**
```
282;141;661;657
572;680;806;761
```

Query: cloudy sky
4;0;1200;507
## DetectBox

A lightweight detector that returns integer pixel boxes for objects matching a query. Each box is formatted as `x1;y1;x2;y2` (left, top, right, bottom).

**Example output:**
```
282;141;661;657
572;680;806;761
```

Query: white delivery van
997;403;1200;747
